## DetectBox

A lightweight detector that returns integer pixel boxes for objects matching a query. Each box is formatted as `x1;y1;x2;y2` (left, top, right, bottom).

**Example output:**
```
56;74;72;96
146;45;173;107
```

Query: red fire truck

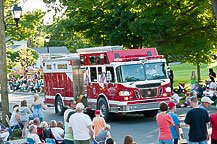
43;46;171;121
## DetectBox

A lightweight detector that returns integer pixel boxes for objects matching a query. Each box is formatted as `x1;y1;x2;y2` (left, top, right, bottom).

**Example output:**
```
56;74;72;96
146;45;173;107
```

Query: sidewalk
9;91;44;96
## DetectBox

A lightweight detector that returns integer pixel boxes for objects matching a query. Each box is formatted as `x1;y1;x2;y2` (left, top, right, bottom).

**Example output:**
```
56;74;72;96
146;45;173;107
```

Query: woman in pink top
156;101;174;144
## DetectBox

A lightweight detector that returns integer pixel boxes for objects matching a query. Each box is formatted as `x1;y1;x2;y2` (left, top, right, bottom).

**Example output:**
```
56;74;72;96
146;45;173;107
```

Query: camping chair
50;130;64;144
6;115;22;132
27;138;35;144
177;83;187;94
46;138;56;144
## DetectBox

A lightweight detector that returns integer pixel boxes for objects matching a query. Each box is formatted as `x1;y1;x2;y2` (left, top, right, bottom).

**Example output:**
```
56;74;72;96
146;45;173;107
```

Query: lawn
169;63;212;90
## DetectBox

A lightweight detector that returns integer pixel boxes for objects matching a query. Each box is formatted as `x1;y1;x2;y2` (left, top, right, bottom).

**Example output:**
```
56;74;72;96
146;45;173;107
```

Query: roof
31;47;69;54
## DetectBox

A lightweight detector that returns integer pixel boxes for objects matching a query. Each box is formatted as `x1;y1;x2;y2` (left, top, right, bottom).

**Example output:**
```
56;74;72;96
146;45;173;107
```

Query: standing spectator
64;111;76;144
209;68;216;83
190;71;197;92
27;124;43;144
156;101;174;144
184;97;210;143
64;100;76;124
69;103;94;144
30;94;47;123
19;100;32;138
169;70;174;92
50;120;64;143
199;96;213;110
95;124;112;143
93;110;106;137
168;102;180;144
9;105;23;129
210;112;217;144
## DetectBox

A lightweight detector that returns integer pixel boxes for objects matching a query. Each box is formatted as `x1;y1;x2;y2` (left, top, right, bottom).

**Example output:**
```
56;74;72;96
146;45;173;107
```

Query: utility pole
211;0;217;19
0;0;10;126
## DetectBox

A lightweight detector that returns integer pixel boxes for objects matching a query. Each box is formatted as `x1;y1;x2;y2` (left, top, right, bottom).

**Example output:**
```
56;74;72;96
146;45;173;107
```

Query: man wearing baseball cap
168;102;180;144
199;96;214;110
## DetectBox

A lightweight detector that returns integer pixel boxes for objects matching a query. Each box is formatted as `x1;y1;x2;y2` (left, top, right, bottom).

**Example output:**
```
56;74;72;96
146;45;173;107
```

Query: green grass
170;63;211;90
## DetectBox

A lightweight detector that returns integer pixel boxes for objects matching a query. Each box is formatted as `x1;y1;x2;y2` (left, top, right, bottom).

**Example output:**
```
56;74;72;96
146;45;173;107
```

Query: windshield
144;62;167;80
116;64;146;82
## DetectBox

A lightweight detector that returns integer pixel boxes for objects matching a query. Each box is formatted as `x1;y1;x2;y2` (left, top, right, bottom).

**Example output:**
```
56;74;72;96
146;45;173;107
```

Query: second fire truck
43;46;171;121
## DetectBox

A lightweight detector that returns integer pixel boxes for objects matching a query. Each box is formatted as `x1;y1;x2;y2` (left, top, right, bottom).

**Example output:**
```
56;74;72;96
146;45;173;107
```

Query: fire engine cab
43;46;171;121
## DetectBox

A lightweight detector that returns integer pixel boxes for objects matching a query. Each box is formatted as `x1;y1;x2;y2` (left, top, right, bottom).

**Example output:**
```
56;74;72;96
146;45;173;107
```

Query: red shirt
210;113;217;140
156;113;173;140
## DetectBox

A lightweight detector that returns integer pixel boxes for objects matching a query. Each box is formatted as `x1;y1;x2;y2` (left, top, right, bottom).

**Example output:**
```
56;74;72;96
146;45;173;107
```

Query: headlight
119;91;130;96
165;87;171;92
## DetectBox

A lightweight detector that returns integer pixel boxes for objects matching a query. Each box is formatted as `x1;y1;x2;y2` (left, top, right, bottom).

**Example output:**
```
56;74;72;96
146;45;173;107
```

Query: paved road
1;93;216;144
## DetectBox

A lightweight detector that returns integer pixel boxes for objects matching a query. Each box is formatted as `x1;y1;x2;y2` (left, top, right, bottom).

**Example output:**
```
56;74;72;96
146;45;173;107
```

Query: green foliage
15;48;39;70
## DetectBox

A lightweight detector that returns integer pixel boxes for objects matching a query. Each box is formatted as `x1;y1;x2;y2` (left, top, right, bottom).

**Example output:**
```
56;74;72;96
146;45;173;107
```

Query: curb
9;92;45;96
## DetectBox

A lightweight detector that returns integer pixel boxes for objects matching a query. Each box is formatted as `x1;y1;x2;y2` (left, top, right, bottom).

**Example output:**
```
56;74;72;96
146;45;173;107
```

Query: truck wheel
98;98;113;121
55;96;65;115
143;110;158;117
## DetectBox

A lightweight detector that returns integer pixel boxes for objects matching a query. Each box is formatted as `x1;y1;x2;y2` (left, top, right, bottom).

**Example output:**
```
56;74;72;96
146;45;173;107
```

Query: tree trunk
197;62;201;82
211;0;217;19
0;0;10;126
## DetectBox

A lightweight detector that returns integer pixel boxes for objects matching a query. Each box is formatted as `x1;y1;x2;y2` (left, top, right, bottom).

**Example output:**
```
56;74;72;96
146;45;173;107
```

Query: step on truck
43;46;171;121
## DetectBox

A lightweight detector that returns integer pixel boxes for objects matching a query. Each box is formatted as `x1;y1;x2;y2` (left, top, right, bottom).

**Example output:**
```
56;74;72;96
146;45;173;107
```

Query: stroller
177;83;187;94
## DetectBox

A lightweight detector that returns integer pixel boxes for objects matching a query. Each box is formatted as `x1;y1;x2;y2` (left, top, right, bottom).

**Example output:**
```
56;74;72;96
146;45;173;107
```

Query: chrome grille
140;88;158;98
134;90;140;99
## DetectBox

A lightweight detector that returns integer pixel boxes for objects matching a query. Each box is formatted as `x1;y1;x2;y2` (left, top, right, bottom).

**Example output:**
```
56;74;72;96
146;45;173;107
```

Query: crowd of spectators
8;71;43;93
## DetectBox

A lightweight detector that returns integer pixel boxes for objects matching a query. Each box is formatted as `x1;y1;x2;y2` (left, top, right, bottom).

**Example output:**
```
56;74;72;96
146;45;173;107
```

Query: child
172;90;182;107
156;102;174;144
57;121;64;130
93;110;106;137
168;102;180;144
182;92;191;107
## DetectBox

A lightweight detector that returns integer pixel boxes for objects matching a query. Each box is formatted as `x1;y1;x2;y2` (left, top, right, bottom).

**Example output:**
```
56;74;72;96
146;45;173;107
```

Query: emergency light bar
77;46;123;53
114;55;164;62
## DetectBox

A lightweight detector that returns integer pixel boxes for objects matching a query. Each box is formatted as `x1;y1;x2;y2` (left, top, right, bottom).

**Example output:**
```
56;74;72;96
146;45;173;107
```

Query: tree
43;0;217;81
15;48;39;70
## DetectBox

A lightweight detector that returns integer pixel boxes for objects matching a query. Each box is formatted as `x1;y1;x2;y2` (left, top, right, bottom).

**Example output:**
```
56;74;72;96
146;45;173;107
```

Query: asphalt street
1;93;216;144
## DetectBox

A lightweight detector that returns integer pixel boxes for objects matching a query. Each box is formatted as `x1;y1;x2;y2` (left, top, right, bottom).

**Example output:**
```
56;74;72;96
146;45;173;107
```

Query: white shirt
173;93;181;103
203;90;214;97
209;82;216;90
51;127;64;141
64;109;74;124
69;112;92;140
10;111;19;127
27;133;41;144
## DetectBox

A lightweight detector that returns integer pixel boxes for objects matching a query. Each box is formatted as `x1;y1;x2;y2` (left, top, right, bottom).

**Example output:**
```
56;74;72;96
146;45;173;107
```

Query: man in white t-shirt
69;103;93;144
27;125;42;144
64;100;76;124
209;79;216;91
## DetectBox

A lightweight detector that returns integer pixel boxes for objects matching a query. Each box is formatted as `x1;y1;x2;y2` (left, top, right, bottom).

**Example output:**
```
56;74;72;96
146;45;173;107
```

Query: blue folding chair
46;138;56;144
27;138;35;144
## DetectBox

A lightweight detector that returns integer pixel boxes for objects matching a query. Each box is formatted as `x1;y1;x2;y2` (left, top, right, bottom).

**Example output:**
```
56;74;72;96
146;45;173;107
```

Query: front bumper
110;101;170;113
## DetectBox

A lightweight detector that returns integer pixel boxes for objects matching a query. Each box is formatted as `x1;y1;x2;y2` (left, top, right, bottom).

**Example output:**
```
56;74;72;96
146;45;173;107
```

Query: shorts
159;139;173;144
188;139;207;144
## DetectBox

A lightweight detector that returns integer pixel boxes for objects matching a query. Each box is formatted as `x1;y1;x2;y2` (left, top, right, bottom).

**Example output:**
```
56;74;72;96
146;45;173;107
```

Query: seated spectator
203;87;214;98
181;92;191;107
106;138;115;144
40;121;50;141
196;84;204;98
27;124;43;144
9;105;23;129
123;135;136;144
33;118;43;137
28;81;35;92
199;96;213;110
93;110;106;138
171;90;182;107
50;120;64;143
95;124;111;144
57;121;64;130
0;123;10;143
34;80;40;92
208;79;217;91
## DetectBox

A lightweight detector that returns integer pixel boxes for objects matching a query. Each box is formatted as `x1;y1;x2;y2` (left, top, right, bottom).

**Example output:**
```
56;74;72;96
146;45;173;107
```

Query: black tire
97;98;113;121
55;96;65;115
143;110;158;117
